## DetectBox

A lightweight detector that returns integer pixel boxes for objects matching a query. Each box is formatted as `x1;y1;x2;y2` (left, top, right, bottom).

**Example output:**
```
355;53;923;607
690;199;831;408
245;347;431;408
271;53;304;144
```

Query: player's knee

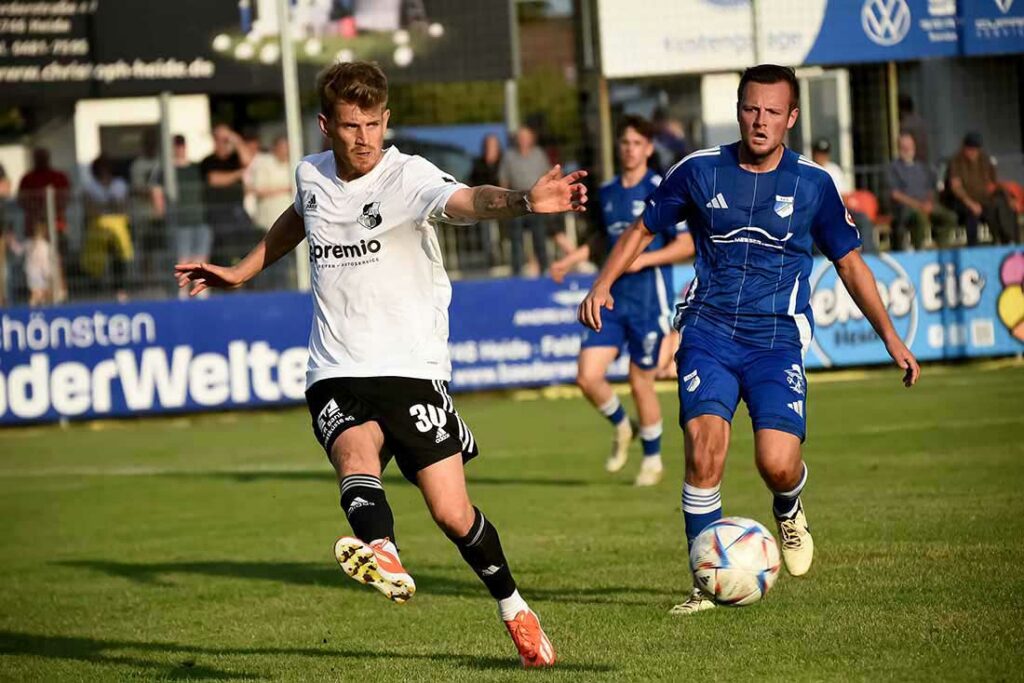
576;370;601;395
431;502;475;538
757;458;802;490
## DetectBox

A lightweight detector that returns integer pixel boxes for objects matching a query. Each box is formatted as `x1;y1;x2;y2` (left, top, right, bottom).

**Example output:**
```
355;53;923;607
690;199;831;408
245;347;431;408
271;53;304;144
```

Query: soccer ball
690;517;781;606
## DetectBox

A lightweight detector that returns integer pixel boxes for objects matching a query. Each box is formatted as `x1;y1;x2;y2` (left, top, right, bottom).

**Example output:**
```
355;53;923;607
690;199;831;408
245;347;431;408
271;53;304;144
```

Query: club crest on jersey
632;199;646;217
784;364;805;396
358;201;382;229
774;195;794;218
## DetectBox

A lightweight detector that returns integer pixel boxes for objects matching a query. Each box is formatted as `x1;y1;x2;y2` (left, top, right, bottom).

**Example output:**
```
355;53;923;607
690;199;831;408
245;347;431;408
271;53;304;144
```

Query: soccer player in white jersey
579;65;920;614
175;62;585;667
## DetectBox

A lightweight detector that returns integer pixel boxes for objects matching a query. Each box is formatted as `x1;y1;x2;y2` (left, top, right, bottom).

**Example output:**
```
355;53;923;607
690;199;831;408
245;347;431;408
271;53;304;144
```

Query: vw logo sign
862;0;912;46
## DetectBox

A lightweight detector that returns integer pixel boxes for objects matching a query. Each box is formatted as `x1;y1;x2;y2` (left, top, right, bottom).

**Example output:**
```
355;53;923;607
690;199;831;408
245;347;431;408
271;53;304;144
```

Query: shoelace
778;518;804;550
509;618;539;658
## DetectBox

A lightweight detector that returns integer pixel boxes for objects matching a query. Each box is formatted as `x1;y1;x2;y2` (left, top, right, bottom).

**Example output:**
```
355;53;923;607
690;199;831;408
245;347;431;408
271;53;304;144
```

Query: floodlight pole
277;0;310;291
751;0;761;64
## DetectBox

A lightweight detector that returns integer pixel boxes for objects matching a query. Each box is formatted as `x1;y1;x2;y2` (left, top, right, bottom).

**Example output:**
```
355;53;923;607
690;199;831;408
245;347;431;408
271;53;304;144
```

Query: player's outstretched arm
444;165;588;221
578;219;657;332
834;250;920;387
175;205;305;297
624;231;695;273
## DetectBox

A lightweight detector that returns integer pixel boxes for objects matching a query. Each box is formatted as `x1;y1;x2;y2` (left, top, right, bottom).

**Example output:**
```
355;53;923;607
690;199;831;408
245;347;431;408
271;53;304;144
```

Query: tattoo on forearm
473;186;529;218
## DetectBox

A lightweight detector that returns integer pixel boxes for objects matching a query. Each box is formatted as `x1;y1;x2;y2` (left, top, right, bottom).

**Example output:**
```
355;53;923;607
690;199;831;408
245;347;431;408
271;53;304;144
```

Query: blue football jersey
642;142;861;350
598;170;686;322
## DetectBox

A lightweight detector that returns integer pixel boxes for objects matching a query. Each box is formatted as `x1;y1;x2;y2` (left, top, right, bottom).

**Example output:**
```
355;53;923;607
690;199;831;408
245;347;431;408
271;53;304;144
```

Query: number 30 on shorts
409;404;448;433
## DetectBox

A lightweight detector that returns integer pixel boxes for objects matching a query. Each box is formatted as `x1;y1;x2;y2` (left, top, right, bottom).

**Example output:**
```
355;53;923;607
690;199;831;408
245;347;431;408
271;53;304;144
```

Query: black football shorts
305;376;480;482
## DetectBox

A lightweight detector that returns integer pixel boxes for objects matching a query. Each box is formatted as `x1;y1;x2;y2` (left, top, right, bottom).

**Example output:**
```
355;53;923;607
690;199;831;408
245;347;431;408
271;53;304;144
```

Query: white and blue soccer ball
690;517;781;606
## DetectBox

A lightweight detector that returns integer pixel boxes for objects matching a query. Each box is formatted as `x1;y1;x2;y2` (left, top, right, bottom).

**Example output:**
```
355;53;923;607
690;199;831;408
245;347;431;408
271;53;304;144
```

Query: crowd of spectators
0;98;1020;308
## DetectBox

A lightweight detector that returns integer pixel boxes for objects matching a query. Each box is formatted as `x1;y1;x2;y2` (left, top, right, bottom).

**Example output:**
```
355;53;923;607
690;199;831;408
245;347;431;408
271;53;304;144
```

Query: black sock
339;475;396;546
448;507;517;600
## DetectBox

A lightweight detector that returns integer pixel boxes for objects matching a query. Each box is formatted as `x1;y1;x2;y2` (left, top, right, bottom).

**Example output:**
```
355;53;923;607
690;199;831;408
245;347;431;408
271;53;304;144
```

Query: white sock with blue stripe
682;482;722;552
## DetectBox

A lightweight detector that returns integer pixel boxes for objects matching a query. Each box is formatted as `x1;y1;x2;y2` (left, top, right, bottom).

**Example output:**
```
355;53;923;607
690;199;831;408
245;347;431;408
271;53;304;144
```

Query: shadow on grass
0;630;616;675
58;560;670;605
158;471;591;487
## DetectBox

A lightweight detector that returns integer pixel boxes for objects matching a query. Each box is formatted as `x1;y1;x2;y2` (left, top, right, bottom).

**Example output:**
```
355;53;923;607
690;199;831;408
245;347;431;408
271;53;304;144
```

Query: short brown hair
317;61;388;116
616;115;655;141
738;64;800;111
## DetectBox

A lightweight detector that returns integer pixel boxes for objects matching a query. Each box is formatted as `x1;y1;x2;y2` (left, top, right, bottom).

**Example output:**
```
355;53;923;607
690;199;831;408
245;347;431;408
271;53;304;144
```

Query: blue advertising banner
1;247;1022;425
801;0;959;66
961;0;1024;56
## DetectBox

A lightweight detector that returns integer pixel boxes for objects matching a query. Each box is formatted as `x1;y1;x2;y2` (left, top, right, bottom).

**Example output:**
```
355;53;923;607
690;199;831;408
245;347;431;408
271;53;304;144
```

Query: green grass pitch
1;362;1022;680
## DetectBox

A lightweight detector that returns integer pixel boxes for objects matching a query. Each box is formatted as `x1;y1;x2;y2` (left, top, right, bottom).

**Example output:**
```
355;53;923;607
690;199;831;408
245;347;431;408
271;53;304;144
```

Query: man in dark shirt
888;132;957;248
200;124;254;259
947;132;1018;246
155;136;211;298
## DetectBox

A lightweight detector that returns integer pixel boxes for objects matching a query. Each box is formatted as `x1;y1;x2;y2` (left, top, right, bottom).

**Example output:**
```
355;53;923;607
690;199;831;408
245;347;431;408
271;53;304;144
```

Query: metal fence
0;181;586;308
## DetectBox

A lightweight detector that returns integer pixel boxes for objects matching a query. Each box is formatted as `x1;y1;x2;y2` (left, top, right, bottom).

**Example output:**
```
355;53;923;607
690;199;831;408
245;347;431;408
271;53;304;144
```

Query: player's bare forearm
835;250;897;342
469;185;530;219
235;206;305;281
835;250;920;386
594;220;656;288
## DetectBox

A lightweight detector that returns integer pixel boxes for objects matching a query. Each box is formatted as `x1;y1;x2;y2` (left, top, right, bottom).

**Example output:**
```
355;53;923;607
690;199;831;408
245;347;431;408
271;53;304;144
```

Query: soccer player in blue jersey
579;65;920;613
552;116;693;486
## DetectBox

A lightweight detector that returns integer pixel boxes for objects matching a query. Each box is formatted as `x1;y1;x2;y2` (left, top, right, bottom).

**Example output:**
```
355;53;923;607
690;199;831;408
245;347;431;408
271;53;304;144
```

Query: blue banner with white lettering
961;0;1024;56
802;0;960;65
1;246;1022;424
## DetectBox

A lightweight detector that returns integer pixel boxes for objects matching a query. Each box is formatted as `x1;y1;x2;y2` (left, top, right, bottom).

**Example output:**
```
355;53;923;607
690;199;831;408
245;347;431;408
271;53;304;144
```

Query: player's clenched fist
578;285;614;332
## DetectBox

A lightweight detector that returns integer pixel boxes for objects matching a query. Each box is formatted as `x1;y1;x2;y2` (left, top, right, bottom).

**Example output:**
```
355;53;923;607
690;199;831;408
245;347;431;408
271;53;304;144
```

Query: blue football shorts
581;306;666;370
675;324;808;441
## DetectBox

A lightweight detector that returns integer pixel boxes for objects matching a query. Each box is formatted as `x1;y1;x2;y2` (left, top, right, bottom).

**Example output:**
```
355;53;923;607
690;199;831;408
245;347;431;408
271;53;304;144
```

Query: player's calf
446;507;555;668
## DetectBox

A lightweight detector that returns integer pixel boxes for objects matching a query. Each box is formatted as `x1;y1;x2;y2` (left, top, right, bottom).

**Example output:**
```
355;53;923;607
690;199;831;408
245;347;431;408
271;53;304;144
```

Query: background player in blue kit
579;65;920;613
551;116;693;486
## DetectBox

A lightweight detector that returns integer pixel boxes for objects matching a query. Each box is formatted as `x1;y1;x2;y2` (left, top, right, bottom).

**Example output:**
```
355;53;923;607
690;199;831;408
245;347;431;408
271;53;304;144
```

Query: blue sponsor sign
803;246;1024;368
803;0;960;66
961;0;1024;56
1;247;1021;425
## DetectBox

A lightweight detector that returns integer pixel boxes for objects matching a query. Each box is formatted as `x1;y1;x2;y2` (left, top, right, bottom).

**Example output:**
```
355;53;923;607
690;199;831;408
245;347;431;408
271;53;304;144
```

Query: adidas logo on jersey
346;496;374;515
305;193;317;211
705;193;728;209
787;400;804;417
435;426;450;443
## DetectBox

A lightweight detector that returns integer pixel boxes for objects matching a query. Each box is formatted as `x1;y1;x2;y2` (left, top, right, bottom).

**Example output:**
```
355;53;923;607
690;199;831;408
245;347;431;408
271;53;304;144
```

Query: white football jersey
294;146;472;387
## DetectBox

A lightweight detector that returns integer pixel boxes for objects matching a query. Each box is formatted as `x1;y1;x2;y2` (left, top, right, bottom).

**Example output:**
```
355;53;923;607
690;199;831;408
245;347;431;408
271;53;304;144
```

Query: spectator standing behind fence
129;129;165;278
152;135;212;299
651;109;690;174
201;124;254;261
469;133;503;268
888;132;957;249
499;124;552;276
946;132;1018;246
81;155;133;302
247;135;295;289
18;148;69;299
811;138;876;252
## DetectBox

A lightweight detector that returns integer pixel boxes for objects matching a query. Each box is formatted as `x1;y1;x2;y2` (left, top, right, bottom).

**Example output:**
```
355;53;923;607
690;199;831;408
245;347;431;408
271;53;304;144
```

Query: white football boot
605;419;636;473
669;587;717;615
633;457;664;487
775;502;814;576
334;536;416;603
